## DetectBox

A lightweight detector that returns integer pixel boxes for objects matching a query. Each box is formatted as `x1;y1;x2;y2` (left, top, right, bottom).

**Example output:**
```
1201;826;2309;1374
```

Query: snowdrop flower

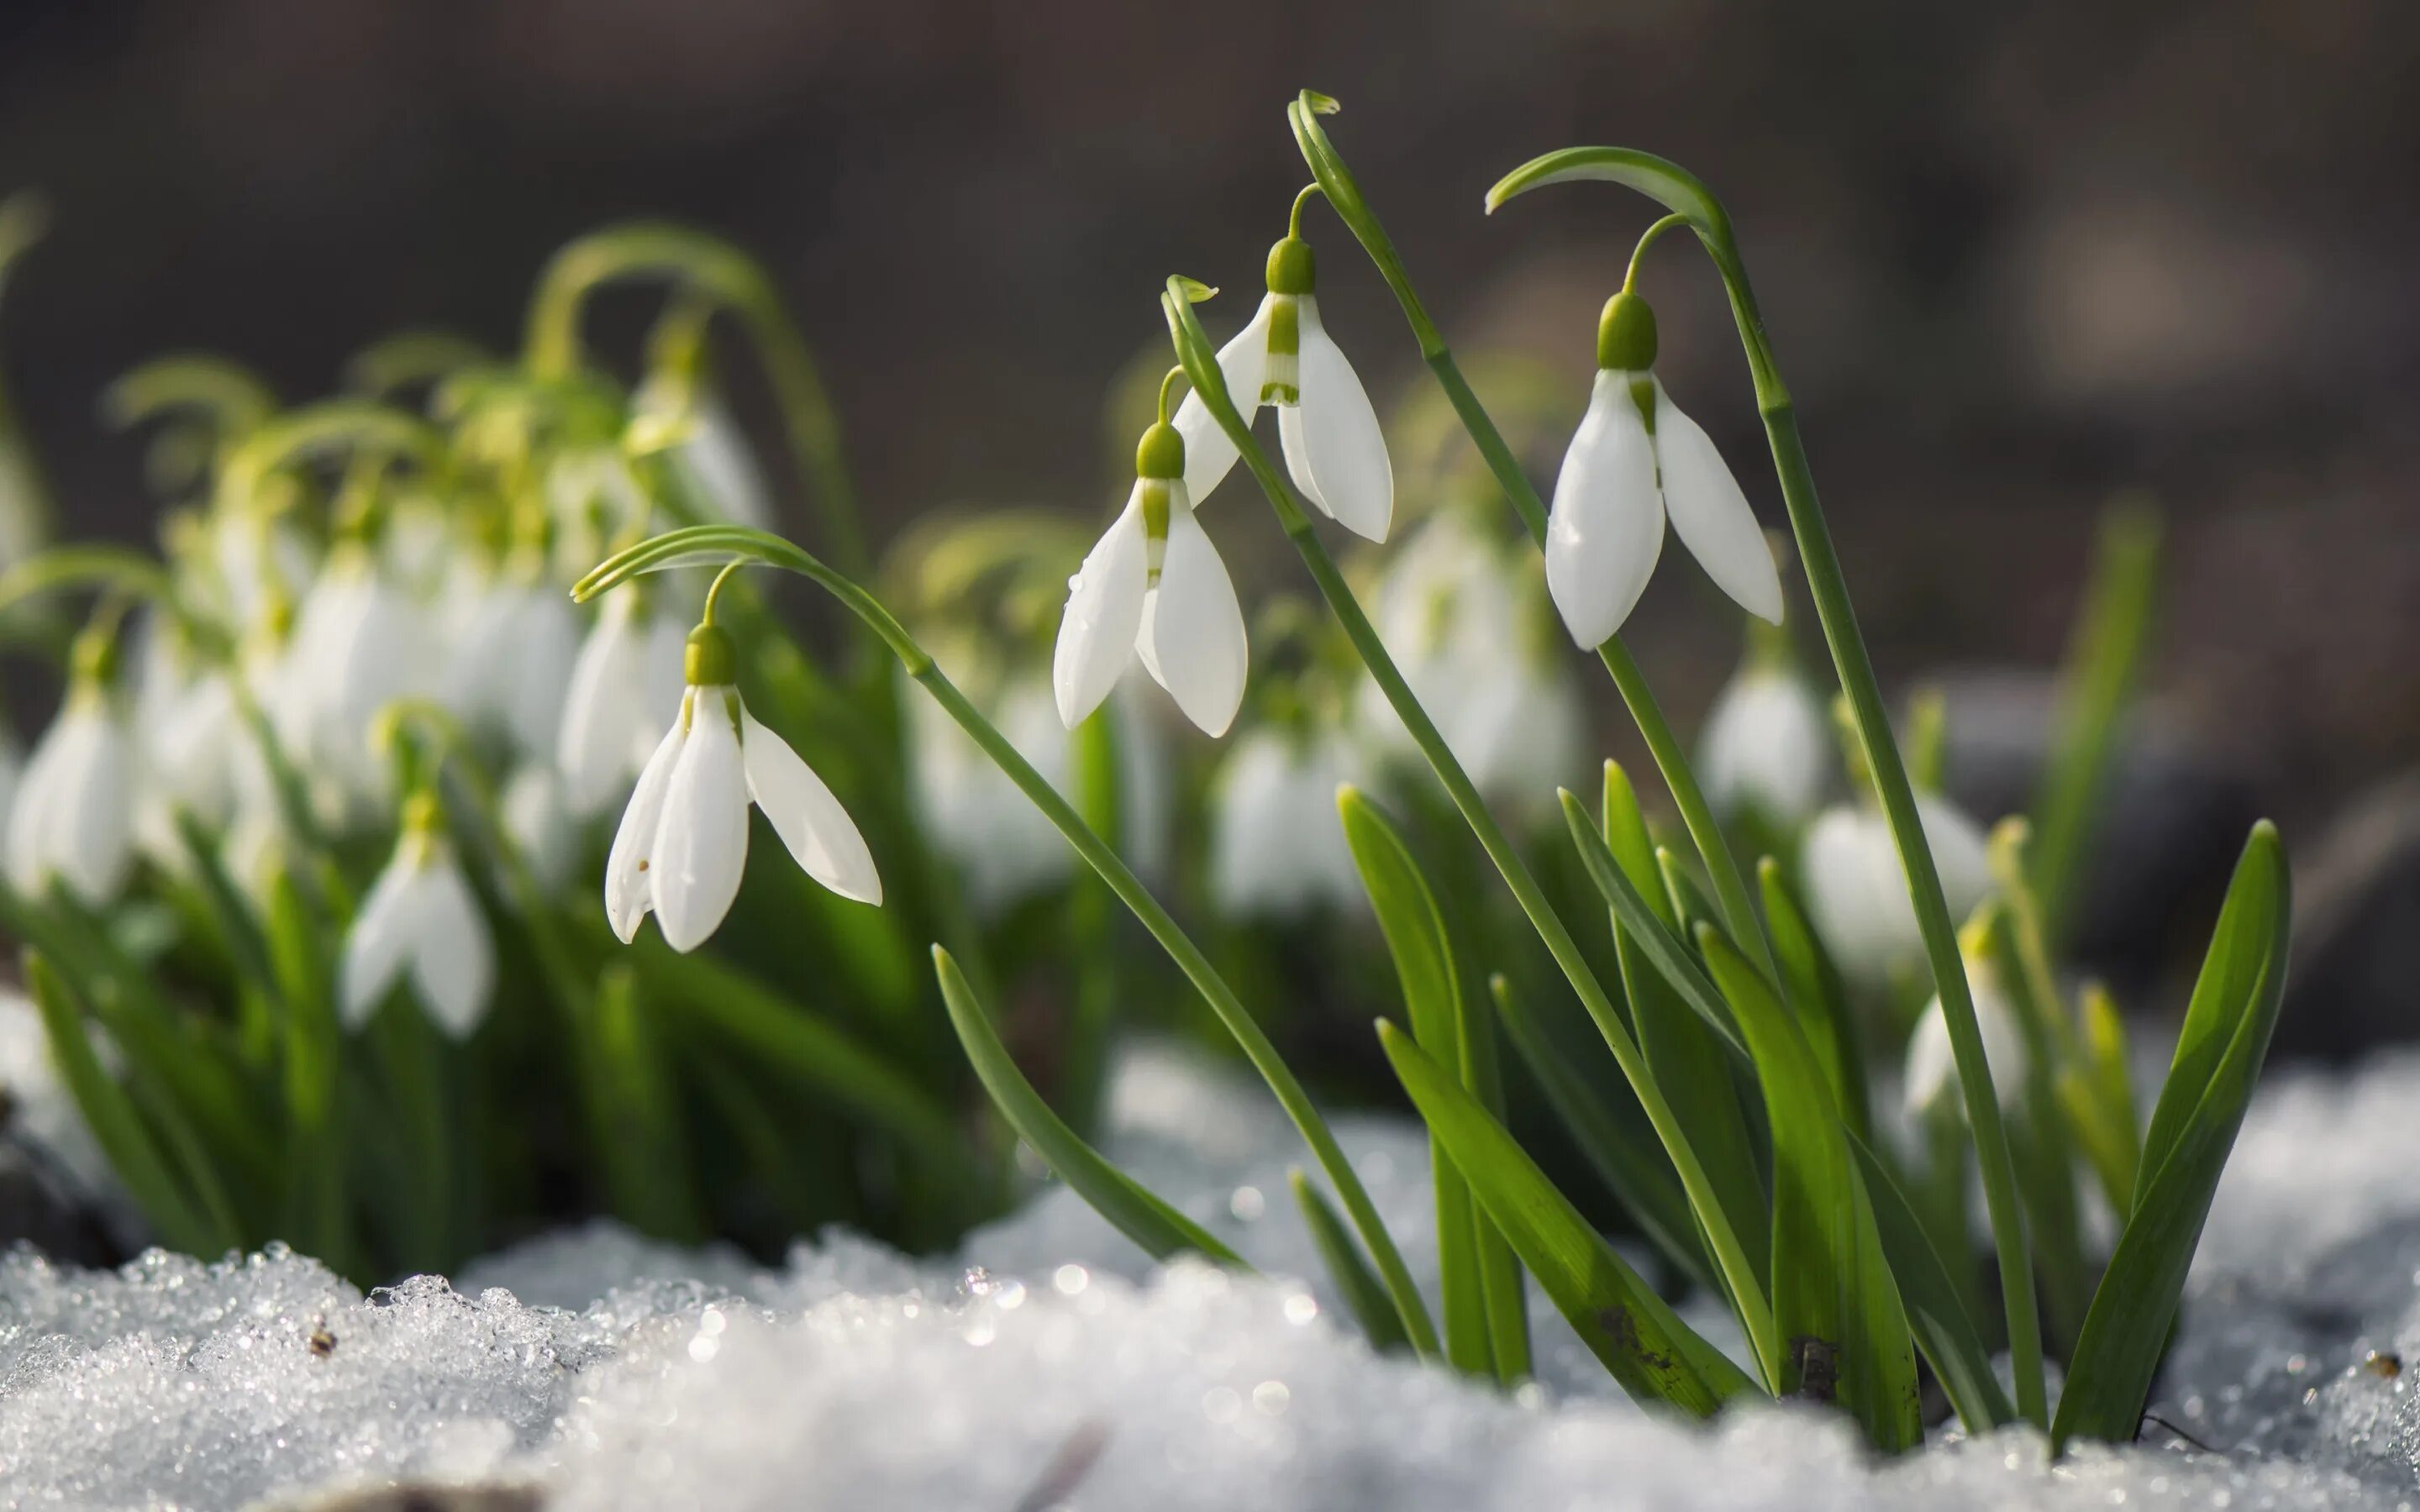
444;554;582;758
608;619;880;952
1699;632;1832;828
1171;205;1392;541
557;587;688;815
1208;727;1365;919
1801;792;1994;988
635;373;775;531
7;629;137;906
1903;951;2029;1122
1544;289;1781;647
339;792;494;1037
1053;412;1247;737
284;542;434;808
502;765;579;893
911;675;1072;911
130;618;241;842
1359;511;1583;806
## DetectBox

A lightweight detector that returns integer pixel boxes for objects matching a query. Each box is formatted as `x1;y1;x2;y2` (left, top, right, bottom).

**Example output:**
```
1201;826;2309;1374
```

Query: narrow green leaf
2055;822;2289;1449
1339;785;1488;1378
171;810;282;1016
1379;1019;1755;1415
1846;1133;2018;1432
1488;973;1712;1292
934;947;1246;1268
24;949;210;1253
1558;791;1744;1059
1287;1168;1410;1353
1698;925;1921;1451
1602;766;1767;1284
264;860;349;1273
592;963;708;1242
1758;858;1870;1143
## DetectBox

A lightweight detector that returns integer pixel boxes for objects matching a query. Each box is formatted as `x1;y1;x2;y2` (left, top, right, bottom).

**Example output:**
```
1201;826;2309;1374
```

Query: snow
8;1040;2420;1508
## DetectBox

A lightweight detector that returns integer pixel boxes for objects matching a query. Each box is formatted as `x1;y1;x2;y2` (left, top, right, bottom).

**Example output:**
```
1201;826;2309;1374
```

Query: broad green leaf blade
934;947;1246;1268
1339;786;1487;1376
1847;1132;2018;1432
1488;973;1712;1293
1603;766;1768;1284
1461;993;1531;1384
1288;1168;1409;1353
1559;791;1745;1059
24;950;210;1252
1758;858;1870;1143
1699;926;1920;1451
2055;822;2289;1450
1380;1019;1755;1415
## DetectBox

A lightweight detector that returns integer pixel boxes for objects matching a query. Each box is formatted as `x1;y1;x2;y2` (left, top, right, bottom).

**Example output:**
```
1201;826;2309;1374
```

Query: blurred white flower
557;589;688;816
339;795;494;1037
1544;292;1781;646
1699;657;1832;828
1903;953;2029;1122
1171;232;1392;542
911;677;1071;911
284;543;434;809
607;625;879;953
445;562;582;758
1053;427;1247;738
1359;511;1583;807
6;670;134;907
1800;794;1994;987
635;375;774;531
502;765;579;894
1208;727;1365;919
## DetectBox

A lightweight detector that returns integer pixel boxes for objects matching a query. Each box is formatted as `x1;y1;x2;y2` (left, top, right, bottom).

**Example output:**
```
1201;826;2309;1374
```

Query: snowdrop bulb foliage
1052;420;1247;737
1699;654;1833;828
1208;727;1365;919
1800;792;1995;987
339;794;494;1037
7;634;136;907
557;589;689;816
1171;230;1392;542
1544;291;1782;647
1903;954;2029;1121
607;621;880;953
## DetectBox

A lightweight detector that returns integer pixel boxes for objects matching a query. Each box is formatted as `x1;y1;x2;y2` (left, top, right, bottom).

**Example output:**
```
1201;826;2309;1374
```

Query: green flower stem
1487;144;2046;1426
576;526;1441;1360
214;400;447;517
525;222;869;579
1284;93;1779;988
1163;281;1783;1390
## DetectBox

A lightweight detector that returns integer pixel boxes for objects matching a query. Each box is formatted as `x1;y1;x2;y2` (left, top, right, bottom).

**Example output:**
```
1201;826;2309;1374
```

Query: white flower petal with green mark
7;699;136;907
1651;378;1782;624
649;685;751;953
1134;499;1247;738
1051;496;1149;729
1545;369;1663;648
1173;300;1273;505
742;710;880;906
408;861;495;1038
1276;297;1392;543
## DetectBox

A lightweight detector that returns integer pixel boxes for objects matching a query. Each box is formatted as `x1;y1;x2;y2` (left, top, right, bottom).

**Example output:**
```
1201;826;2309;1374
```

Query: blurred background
0;0;2414;1053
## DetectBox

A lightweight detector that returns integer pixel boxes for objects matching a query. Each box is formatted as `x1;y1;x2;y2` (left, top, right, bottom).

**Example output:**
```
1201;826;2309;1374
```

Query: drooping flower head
1172;192;1393;543
1053;391;1248;737
607;612;880;953
7;620;137;906
1544;288;1782;647
1902;935;2030;1124
339;789;496;1038
1700;617;1833;830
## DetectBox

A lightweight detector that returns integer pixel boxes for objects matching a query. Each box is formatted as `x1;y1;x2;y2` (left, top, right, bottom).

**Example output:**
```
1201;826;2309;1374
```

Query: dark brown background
3;0;2415;850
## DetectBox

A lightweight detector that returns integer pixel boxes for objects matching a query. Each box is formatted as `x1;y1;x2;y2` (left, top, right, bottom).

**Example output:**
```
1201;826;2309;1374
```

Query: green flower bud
1265;235;1316;297
685;621;738;686
1135;421;1186;481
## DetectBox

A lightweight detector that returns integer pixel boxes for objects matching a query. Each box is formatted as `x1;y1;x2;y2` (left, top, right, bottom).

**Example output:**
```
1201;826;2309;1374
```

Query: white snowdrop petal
1050;497;1149;729
338;860;422;1030
1918;792;1996;922
680;395;776;531
558;602;648;815
5;711;71;896
504;590;581;758
1278;299;1392;542
650;688;752;953
1651;379;1783;625
606;717;687;943
1699;669;1833;826
409;862;495;1039
1135;501;1247;738
1545;370;1664;648
741;711;881;906
56;714;136;906
1174;301;1273;505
